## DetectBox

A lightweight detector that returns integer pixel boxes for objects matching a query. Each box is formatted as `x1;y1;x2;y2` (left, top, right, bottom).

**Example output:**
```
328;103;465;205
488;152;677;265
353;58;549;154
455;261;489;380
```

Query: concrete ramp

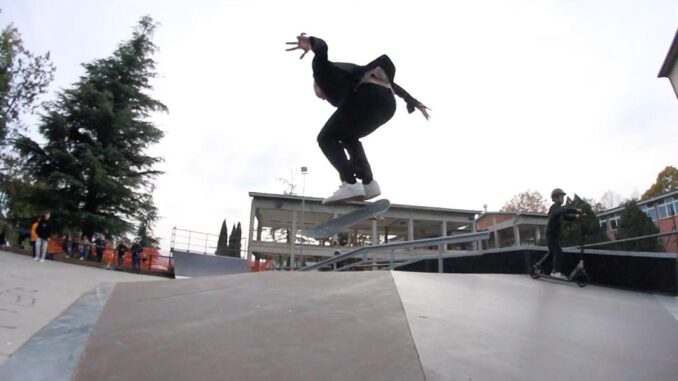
72;272;425;381
172;250;248;278
393;272;678;381
5;271;678;380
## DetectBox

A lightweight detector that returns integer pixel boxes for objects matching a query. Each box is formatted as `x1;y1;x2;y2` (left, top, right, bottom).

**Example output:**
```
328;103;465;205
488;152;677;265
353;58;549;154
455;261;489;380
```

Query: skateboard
303;199;390;239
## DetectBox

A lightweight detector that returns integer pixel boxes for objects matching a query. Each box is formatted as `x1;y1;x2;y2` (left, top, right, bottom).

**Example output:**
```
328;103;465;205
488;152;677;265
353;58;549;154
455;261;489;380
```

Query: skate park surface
1;250;677;380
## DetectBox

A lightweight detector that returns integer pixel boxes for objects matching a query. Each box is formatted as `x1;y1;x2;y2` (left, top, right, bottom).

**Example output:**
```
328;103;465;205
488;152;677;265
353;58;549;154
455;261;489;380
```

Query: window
600;221;608;230
658;205;668;219
646;208;658;221
610;219;618;230
668;203;676;217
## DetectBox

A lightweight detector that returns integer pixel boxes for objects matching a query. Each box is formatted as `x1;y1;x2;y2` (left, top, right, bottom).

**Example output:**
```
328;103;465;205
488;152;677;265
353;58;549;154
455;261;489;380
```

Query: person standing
130;240;143;273
94;235;106;263
79;235;91;261
34;211;52;263
30;217;39;258
116;240;128;270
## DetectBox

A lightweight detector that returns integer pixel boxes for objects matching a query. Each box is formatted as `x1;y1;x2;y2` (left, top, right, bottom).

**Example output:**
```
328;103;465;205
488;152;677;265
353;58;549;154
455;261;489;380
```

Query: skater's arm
308;36;328;63
393;82;431;120
552;206;581;220
563;208;582;220
285;34;329;62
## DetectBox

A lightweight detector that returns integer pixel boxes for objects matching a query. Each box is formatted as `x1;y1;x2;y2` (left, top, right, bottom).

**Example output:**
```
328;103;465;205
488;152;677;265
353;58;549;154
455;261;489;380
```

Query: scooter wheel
576;272;589;287
530;265;541;279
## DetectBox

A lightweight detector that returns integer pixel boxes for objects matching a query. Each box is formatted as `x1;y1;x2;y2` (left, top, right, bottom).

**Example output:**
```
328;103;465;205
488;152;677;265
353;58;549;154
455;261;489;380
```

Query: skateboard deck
303;199;390;239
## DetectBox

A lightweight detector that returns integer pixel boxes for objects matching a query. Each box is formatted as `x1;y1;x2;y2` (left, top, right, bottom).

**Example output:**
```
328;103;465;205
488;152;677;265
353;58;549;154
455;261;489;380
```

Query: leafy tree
137;185;159;247
215;219;228;256
616;200;661;252
0;18;55;218
13;16;166;239
0;20;55;144
560;195;609;247
599;190;623;210
642;166;678;200
501;190;549;213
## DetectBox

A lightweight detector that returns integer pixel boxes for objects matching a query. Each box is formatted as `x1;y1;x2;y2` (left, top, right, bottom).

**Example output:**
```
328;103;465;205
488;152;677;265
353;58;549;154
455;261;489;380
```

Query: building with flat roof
476;212;548;249
247;192;480;268
597;189;678;252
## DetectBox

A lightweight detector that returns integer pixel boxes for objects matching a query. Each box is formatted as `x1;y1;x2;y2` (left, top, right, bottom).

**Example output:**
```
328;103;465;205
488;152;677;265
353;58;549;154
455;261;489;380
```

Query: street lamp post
299;166;308;268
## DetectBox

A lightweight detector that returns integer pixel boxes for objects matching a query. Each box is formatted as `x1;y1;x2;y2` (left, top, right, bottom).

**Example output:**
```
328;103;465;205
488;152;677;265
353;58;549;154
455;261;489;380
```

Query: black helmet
551;188;566;198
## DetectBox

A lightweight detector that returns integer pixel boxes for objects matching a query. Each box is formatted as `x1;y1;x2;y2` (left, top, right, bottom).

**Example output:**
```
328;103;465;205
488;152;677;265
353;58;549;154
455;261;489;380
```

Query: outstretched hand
415;103;431;120
285;33;312;59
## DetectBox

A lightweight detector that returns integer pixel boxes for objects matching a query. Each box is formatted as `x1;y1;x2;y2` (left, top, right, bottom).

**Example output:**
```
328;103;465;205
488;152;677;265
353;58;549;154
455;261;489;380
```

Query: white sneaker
362;180;381;200
40;259;45;263
33;257;39;261
322;182;365;204
550;272;566;279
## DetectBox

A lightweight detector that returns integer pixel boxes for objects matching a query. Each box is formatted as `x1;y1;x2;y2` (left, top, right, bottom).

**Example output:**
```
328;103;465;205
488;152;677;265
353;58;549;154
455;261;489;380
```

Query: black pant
317;84;396;184
536;238;563;273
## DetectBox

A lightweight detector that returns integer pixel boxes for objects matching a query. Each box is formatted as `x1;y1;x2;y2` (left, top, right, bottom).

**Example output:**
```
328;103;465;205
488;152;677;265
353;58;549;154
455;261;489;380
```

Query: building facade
247;192;480;269
597;189;678;252
476;212;548;249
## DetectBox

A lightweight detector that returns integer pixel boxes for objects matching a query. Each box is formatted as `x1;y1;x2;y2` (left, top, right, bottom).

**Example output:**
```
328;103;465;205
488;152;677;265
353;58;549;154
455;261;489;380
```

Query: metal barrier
567;230;678;250
299;231;489;272
170;227;248;257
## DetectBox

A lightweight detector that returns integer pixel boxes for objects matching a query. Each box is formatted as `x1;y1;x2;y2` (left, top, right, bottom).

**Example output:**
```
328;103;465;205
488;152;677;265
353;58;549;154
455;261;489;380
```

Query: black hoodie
309;36;421;112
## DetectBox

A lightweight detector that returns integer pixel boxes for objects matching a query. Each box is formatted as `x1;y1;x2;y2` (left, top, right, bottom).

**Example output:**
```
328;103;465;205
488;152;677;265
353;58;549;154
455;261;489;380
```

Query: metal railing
170;227;248;257
567;230;678;250
299;231;489;272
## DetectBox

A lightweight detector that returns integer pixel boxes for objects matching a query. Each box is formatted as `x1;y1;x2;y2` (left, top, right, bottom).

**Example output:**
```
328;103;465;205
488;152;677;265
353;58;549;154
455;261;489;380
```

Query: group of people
19;210;145;272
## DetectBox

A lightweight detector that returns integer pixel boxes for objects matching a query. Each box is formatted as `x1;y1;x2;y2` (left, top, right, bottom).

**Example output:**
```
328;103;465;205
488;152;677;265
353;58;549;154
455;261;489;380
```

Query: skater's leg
316;84;395;203
550;240;563;274
535;249;552;268
317;116;356;184
343;140;373;183
339;84;396;184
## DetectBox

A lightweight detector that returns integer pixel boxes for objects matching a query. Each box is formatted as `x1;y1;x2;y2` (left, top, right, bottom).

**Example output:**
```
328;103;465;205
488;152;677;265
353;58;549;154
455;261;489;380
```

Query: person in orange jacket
30;217;39;258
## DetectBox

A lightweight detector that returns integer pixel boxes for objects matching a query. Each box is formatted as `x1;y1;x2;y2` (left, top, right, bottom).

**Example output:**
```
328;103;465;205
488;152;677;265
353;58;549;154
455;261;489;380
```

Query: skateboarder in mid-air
286;33;430;204
535;188;582;279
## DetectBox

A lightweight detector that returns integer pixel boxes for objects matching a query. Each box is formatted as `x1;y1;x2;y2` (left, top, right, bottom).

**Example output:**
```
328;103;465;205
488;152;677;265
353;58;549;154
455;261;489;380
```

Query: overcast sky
3;0;677;252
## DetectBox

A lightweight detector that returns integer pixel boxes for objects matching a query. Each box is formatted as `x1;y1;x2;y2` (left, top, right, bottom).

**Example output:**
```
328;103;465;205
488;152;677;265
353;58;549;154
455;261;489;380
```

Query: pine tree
215;219;228;256
137;186;159;247
226;223;236;257
233;222;242;257
617;200;661;252
560;195;609;247
14;16;166;239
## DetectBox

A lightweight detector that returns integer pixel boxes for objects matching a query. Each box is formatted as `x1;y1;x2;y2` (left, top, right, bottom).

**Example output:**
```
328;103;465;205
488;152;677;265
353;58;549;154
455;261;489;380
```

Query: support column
408;219;414;241
440;220;448;253
332;213;339;246
290;210;297;269
493;230;501;248
372;219;379;245
247;204;256;261
513;224;521;247
535;227;542;245
472;215;480;251
438;244;444;274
